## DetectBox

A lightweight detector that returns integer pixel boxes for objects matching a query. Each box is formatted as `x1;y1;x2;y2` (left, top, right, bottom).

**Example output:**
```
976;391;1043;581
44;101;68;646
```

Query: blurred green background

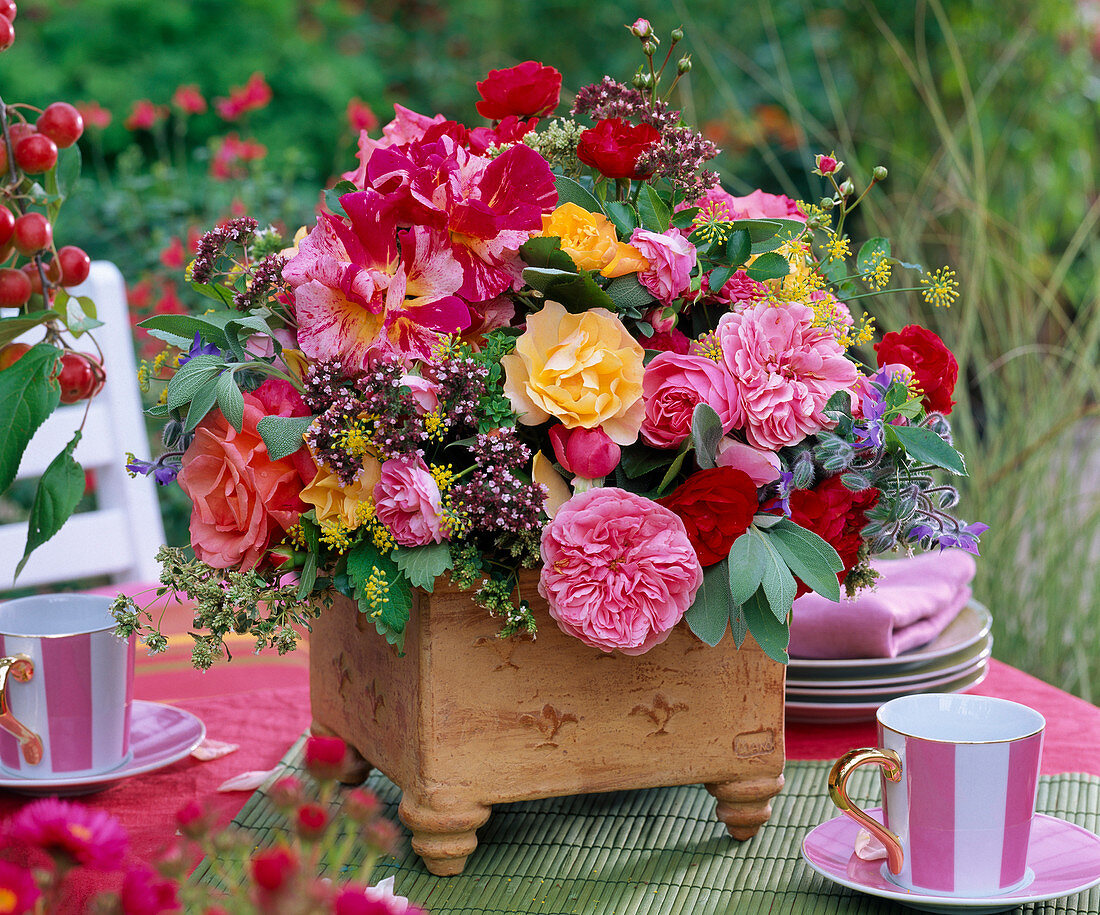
4;0;1099;696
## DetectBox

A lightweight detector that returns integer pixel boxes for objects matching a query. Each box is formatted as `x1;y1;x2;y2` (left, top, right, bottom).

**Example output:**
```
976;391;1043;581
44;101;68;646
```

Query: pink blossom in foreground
629;227;696;304
7;797;128;870
539;487;702;655
641;351;741;449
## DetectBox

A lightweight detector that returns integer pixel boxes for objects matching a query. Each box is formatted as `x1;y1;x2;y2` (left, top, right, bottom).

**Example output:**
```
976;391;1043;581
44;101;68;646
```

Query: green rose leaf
765;518;844;602
708;264;736;292
638;185;671;233
605;200;640;238
671;207;699;229
391;542;453;592
745;251;791;283
323;179;359;217
887;424;967;475
257;414;313;460
519;235;577;271
685;559;732;646
141;313;234;353
742;587;790;663
15;431;84;579
554;174;604;214
0;344;62;494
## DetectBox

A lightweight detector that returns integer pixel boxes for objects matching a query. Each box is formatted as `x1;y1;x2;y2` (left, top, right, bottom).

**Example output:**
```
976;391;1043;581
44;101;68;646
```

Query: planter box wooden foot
309;579;786;876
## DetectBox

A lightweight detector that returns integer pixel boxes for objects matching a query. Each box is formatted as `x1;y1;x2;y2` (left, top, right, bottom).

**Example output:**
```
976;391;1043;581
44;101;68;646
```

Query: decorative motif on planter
473;636;521;671
630;693;689;736
363;679;385;724
518;704;578;748
332;653;352;701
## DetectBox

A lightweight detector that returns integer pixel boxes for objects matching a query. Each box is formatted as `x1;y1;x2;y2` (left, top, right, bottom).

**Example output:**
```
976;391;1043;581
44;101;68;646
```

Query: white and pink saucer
802;807;1100;914
0;701;204;796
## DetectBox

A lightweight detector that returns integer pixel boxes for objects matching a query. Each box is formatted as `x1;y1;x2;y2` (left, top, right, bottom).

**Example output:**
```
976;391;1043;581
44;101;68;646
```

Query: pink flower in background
346;97;379;134
645;326;691;355
210;133;267;181
159;236;186;270
343;104;448;185
124;99;166;131
640;351;741;449
75;100;112;130
8;797;128;870
715;302;856;449
120;866;182;914
694;186;806;222
172;84;207;115
215;72;272;120
539;487;703;655
373;455;446;546
629;228;696;304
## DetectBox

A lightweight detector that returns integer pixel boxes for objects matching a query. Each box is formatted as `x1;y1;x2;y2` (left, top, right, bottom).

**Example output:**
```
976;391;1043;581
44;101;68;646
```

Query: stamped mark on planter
473;635;520;671
630;693;688;736
364;679;385;723
519;704;578;748
734;728;776;758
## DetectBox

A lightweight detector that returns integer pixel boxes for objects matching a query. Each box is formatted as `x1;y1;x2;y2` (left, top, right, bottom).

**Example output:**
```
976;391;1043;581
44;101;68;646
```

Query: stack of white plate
786;601;992;723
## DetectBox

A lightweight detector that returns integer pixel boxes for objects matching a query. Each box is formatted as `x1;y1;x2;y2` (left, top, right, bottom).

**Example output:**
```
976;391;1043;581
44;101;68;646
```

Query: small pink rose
631;18;653;37
373;455;446;547
645;307;675;334
629;228;696;305
549;425;621;480
399;374;440;414
641;351;741;449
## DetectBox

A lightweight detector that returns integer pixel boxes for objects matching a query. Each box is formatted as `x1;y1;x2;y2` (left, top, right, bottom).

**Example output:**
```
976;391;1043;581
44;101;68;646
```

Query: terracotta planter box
309;577;786;875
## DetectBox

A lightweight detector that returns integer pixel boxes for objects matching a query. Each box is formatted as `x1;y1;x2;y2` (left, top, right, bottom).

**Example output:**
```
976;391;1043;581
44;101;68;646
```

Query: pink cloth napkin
787;550;977;660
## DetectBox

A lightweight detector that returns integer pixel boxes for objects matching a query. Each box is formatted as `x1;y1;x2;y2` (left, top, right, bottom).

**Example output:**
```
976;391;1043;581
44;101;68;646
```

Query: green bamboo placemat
192;736;1100;914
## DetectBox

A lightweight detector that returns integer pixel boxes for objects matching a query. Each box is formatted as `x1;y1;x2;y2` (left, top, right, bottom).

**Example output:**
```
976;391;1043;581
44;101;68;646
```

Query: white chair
0;261;166;590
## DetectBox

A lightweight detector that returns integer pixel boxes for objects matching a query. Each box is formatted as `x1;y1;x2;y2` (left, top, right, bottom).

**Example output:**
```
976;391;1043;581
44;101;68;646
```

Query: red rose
475;61;562;120
577;118;661;180
303;735;347;781
875;324;958;415
788;475;879;597
658;467;758;566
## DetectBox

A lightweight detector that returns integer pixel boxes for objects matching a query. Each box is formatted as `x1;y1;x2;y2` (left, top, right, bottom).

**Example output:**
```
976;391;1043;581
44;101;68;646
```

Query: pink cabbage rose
629;228;696;304
539;487;703;655
716;437;782;486
373;456;446;546
399;373;440;414
177;381;312;570
713;303;857;450
640;351;741;449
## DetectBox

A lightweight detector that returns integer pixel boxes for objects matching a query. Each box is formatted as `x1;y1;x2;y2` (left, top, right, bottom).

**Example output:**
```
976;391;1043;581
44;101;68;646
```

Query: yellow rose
502;300;644;445
301;455;382;529
540;202;648;278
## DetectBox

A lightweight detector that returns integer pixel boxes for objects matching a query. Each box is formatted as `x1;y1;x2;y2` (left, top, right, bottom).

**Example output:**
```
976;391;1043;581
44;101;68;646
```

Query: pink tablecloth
2;656;1098;912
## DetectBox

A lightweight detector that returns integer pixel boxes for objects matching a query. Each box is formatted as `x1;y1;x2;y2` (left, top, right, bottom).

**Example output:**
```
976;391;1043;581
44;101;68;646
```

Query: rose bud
814;153;843;176
630;18;653;38
294;803;328;842
344;787;382;823
269;776;304;809
549;425;621;481
303;735;347;782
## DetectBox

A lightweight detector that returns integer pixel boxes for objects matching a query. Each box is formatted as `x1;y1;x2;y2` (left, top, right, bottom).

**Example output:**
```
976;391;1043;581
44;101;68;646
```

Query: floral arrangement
0;736;421;915
0;6;106;575
118;22;984;667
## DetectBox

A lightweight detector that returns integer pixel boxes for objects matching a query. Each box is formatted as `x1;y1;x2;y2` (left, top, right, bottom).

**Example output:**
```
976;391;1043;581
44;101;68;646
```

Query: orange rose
177;388;312;570
540;203;647;278
301;453;382;529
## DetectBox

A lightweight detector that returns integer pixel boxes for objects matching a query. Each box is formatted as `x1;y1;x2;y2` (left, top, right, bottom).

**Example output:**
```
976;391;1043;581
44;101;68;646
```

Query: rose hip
57;245;90;286
7;122;34;146
0;207;13;245
21;261;43;294
0;1;16;22
0;16;12;52
37;102;83;148
14;133;57;174
11;212;51;255
0;267;31;306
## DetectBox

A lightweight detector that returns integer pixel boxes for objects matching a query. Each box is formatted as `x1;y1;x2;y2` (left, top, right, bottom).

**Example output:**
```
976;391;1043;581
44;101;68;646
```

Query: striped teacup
828;693;1045;897
0;594;135;779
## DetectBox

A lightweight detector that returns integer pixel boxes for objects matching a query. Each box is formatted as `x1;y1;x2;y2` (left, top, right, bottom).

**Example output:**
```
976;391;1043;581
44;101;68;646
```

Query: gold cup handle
0;654;43;765
828;747;904;875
